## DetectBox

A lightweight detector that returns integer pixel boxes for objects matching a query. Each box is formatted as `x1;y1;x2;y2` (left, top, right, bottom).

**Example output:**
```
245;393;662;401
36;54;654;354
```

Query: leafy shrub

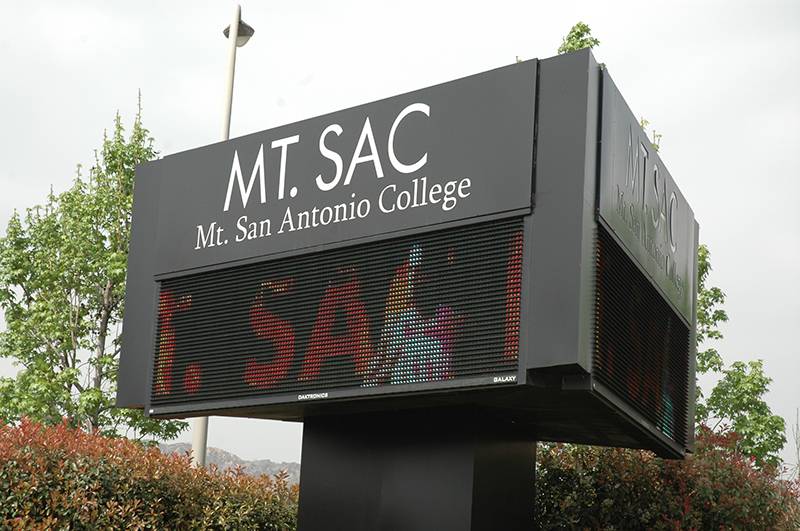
4;419;798;529
0;419;298;530
536;426;800;529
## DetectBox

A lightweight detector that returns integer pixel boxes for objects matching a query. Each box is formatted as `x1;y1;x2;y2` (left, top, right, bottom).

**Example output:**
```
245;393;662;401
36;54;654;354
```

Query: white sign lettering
195;101;478;252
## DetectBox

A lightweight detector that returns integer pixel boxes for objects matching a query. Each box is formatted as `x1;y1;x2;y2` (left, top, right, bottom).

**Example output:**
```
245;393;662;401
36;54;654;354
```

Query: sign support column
297;410;537;531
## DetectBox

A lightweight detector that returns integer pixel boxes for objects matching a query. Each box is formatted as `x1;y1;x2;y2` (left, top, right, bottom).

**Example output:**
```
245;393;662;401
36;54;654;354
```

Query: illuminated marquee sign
118;51;699;459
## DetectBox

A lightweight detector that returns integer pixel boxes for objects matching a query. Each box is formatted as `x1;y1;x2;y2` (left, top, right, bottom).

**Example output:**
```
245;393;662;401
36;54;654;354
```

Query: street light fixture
191;4;254;468
223;19;255;47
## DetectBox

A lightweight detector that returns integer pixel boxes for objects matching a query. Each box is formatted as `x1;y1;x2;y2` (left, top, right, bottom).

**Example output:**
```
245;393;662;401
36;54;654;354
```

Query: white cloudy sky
0;1;798;465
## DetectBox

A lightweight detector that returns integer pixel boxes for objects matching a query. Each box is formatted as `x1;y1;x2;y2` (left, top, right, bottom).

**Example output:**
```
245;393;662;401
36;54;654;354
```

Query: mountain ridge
159;442;300;484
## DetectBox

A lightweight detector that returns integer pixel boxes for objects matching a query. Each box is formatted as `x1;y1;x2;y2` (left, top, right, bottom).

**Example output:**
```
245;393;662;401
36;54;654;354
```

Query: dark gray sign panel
598;72;696;323
149;61;536;276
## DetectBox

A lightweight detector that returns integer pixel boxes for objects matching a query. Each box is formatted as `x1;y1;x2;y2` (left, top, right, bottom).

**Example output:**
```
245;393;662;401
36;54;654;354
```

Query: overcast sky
0;1;798;466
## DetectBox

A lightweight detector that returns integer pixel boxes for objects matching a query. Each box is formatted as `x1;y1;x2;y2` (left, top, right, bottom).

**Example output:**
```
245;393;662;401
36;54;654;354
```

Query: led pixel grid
150;218;524;409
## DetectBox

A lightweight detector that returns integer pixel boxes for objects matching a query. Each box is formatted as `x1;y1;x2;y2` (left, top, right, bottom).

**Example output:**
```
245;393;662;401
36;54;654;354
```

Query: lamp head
223;20;255;47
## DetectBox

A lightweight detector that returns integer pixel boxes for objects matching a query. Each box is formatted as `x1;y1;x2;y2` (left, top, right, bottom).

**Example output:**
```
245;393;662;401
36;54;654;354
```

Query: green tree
693;247;786;468
693;243;727;417
705;360;786;468
0;101;186;441
557;21;600;55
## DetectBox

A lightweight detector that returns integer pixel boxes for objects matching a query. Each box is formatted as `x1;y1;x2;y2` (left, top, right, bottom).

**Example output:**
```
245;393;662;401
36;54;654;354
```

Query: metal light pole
191;4;254;468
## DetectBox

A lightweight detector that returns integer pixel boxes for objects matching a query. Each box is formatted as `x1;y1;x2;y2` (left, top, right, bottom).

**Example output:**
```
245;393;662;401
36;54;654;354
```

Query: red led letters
245;279;296;389
154;232;524;395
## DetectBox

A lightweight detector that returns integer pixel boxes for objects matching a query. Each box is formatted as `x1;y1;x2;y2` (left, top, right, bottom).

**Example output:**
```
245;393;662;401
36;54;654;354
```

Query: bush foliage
0;419;298;530
3;419;798;529
536;426;800;529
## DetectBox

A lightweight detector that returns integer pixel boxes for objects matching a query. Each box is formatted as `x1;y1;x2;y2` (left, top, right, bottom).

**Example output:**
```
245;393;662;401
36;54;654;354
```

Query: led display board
151;218;522;415
118;50;698;459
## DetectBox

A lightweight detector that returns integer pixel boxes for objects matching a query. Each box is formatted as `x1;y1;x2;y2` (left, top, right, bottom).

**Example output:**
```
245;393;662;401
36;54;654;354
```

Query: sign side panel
598;72;696;323
116;164;161;408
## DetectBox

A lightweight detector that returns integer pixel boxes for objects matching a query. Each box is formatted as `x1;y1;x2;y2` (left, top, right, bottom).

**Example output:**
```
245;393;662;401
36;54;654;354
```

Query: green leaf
558;22;600;55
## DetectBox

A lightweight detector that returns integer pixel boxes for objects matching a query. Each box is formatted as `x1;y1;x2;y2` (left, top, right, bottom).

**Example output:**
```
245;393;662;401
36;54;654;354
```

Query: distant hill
159;443;300;484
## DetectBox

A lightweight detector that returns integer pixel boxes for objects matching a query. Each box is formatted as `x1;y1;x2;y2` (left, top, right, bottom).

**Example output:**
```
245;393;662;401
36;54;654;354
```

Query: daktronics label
150;218;523;409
